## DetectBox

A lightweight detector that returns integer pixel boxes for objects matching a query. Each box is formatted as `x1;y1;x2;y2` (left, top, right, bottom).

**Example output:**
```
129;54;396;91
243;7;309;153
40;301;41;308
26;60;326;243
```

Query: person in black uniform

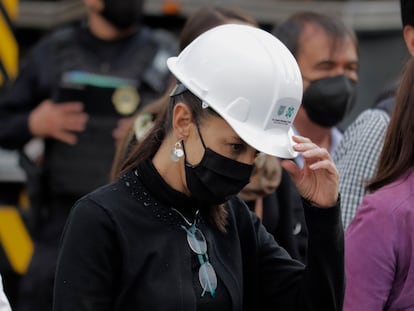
53;24;344;310
0;0;176;309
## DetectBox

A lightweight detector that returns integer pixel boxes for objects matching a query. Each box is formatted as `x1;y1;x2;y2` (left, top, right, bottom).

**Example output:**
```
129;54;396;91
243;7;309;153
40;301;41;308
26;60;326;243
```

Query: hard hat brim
227;119;299;159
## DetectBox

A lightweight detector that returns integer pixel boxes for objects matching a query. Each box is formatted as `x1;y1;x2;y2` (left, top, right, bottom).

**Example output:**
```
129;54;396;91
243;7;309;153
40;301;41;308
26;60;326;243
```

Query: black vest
44;26;176;198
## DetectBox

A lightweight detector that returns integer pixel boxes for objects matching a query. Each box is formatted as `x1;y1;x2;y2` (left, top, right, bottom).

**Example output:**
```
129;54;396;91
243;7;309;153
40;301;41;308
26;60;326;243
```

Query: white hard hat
167;24;302;158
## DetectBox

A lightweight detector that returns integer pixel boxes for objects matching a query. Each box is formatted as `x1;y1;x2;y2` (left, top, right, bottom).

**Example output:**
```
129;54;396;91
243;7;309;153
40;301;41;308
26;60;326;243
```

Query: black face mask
183;127;253;205
302;75;356;127
101;0;142;30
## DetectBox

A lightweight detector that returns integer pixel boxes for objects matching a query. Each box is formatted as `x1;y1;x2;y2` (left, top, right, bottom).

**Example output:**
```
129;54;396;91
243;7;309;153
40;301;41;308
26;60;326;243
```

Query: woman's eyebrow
229;135;245;143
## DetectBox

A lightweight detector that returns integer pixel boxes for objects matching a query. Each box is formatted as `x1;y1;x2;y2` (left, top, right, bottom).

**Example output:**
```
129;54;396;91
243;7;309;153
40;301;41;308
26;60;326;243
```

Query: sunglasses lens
182;223;217;297
186;227;207;254
199;262;217;293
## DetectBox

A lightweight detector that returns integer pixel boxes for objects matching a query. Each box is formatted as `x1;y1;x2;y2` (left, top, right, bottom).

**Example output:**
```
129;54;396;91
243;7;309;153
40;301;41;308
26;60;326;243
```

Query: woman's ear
172;102;193;139
403;25;414;57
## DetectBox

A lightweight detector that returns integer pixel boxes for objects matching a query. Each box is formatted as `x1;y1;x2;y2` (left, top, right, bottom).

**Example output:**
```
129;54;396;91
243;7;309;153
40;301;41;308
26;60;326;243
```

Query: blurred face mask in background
302;75;356;128
101;0;143;30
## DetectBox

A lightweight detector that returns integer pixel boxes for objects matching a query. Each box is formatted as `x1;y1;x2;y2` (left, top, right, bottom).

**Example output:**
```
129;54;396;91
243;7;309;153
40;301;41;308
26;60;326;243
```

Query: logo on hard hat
277;106;286;116
285;107;295;119
272;104;296;126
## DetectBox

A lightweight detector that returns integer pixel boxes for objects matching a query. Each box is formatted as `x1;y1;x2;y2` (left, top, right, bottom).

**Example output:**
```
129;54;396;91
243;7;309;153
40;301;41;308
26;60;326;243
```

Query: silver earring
171;140;184;162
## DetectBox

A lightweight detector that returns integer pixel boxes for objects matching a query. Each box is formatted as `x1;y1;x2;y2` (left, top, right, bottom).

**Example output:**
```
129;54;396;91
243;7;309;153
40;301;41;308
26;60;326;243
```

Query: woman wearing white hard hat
53;24;343;310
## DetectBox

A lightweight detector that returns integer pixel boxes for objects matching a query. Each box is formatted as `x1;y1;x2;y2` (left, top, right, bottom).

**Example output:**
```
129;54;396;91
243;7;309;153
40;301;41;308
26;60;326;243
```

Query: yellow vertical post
0;206;33;275
0;0;19;86
0;1;32;276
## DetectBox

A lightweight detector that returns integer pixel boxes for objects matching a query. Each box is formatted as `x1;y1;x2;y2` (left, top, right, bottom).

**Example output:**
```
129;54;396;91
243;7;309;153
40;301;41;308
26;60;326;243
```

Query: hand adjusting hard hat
167;24;302;158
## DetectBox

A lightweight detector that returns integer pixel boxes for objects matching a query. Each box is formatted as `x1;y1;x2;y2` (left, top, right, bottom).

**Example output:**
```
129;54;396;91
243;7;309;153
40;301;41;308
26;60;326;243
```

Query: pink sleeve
344;194;397;311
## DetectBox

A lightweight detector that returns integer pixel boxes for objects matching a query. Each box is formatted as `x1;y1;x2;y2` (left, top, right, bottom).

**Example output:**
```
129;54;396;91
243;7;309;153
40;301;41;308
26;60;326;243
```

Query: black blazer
54;169;344;310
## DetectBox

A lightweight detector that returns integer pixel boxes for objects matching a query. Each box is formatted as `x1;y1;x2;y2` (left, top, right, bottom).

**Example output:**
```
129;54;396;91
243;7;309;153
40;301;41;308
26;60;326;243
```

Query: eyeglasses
172;208;217;298
182;223;217;298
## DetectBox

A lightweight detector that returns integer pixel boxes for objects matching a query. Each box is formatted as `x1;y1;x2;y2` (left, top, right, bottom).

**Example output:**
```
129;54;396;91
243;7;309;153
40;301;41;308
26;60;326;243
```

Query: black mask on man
182;126;253;205
302;75;356;127
101;0;143;30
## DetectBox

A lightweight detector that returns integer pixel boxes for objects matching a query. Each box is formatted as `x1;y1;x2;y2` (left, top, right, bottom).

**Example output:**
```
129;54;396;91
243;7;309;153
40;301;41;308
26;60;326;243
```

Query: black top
246;169;308;263
53;159;344;310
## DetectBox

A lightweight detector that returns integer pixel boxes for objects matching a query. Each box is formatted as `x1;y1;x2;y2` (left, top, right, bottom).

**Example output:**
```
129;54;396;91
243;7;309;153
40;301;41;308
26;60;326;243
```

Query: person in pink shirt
344;2;414;309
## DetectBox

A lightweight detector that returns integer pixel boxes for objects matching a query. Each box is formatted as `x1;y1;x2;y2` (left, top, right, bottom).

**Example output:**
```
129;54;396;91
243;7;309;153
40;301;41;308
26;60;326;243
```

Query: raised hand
281;136;339;208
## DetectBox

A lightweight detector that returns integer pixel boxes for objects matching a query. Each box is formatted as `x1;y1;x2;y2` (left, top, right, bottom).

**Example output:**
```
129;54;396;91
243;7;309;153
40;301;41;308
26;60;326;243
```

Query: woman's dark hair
401;0;414;28
367;57;414;192
179;6;258;51
120;89;216;174
272;11;358;58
